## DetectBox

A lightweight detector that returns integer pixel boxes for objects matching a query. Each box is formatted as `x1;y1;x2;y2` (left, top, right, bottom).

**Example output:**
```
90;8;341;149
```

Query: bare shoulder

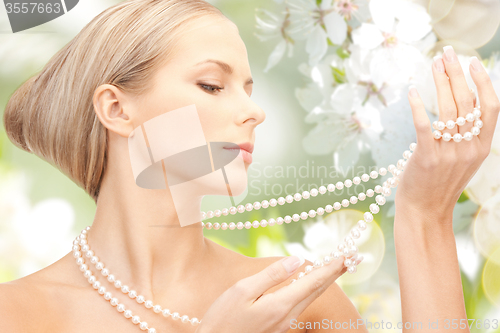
0;251;86;333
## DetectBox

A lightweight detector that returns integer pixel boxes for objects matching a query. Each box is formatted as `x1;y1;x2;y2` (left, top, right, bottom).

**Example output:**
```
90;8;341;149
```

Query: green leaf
336;47;350;59
458;190;469;203
331;66;346;84
316;0;322;5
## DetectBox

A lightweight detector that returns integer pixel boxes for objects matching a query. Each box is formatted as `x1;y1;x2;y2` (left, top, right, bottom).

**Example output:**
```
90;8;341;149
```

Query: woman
1;0;499;332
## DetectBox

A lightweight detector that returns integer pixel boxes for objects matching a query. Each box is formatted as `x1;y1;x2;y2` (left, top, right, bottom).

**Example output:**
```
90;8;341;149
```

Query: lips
223;142;254;164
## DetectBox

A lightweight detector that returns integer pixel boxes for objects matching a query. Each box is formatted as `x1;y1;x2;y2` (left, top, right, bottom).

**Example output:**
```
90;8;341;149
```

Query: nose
236;96;266;127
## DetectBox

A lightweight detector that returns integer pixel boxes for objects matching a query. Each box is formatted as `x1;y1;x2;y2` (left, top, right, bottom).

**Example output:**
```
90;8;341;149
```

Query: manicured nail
409;84;419;98
282;256;301;274
433;55;445;73
470;56;483;72
443;45;457;63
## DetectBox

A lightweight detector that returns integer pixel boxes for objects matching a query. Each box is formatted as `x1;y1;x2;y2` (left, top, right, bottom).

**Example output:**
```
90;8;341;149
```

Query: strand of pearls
73;227;201;329
200;170;387;221
73;235;158;332
432;106;482;142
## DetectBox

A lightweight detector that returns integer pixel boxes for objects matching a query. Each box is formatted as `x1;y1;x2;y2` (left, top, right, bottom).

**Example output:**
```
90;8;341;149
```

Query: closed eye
198;83;224;94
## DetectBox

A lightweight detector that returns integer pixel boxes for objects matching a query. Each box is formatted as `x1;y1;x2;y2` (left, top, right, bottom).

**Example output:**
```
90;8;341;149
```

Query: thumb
408;85;434;152
239;256;304;301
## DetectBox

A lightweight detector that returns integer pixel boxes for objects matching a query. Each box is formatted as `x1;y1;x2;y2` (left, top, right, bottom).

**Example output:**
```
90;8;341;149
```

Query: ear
93;84;135;138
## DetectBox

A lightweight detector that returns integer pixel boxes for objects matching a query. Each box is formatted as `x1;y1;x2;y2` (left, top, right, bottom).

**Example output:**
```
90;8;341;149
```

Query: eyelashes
198;83;224;95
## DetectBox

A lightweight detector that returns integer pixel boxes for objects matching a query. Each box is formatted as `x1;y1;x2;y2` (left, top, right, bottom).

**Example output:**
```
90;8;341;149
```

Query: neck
86;160;213;303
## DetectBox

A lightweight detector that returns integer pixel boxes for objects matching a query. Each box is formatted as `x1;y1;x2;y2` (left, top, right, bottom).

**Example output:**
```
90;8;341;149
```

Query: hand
195;255;347;333
396;45;500;220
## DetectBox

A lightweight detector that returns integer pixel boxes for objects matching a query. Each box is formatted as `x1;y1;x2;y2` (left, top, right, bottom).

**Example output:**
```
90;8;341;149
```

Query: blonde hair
3;0;224;204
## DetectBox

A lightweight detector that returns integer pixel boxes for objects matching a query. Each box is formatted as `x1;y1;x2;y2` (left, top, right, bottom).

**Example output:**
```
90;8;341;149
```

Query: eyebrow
194;59;254;85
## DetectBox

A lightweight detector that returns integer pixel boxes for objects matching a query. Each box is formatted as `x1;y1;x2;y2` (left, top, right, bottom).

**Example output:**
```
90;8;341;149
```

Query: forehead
168;15;248;69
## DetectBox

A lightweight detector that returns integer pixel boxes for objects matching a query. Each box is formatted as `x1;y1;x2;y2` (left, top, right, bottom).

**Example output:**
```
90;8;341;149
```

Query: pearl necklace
71;107;481;331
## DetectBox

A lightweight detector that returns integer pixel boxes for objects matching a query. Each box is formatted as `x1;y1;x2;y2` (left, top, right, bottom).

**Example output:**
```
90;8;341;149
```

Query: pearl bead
107;274;115;283
136;295;145;304
374;185;382;193
128;290;137;299
350;228;361;239
260;220;268;227
409;142;417;151
310;188;319;196
229;222;236;230
132;315;140;324
292;214;300;222
88;276;96;284
338;243;345;251
343;247;350;256
229;206;237;214
344;179;353;187
236;222;244;229
332;251;341;259
327;183;336;192
98;286;106;295
432;120;438;129
300;212;308;220
214;209;222;217
313;259;322;267
293;193;302;201
453;133;462;142
344;258;353;267
349;246;358;255
172;312;180;320
357;220;367;231
341;199;349;207
95;262;104;270
149;328;157;333
222;208;229;215
285;195;294;203
366;189;374;197
348;266;357;274
181;315;190;323
278;197;286;205
442;132;452;141
124;310;133;318
302;191;310;199
370;171;378;179
153;305;162;313
162;309;171;317
474;119;483;128
212;223;220;230
349;196;358;204
457;117;466;126
84;270;92;278
433;130;442;139
269;199;277;207
466;112;475;122
323;256;331;264
437;121;445;130
140;322;148;330
76;257;84;265
446;120;455;129
252;220;260;228
316;207;325;215
121;285;130;294
463;132;473;141
305;265;313;273
364;212;374;222
206;211;214;218
260;200;269;209
90;256;99;264
333;202;341;210
237;205;245;213
358;192;366;201
145;300;154;308
85;250;94;258
471;126;480;135
276;217;284;225
284;216;292;224
308;209;317;218
370;203;380;214
79;264;88;272
101;268;109;276
245;203;253;211
361;174;370;182
353;176;361;184
244;221;252;229
111;298;119;306
319;186;327;194
298;272;305;279
473;108;481;118
190;318;200;326
376;195;386;205
268;218;276;226
117;304;125;312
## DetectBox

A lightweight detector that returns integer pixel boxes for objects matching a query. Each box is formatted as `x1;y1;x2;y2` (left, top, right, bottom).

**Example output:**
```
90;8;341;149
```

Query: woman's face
129;14;265;198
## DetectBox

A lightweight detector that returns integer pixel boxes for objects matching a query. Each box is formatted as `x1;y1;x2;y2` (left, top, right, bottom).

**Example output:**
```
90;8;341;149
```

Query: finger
269;254;346;312
442;45;475;135
408;85;434;150
432;54;458;136
469;56;500;145
240;256;302;301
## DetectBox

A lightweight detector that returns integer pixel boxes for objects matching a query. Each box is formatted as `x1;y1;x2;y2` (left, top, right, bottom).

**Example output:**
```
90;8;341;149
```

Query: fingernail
433;55;445;73
443;45;457;63
409;84;419;98
282;256;301;274
470;56;483;72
